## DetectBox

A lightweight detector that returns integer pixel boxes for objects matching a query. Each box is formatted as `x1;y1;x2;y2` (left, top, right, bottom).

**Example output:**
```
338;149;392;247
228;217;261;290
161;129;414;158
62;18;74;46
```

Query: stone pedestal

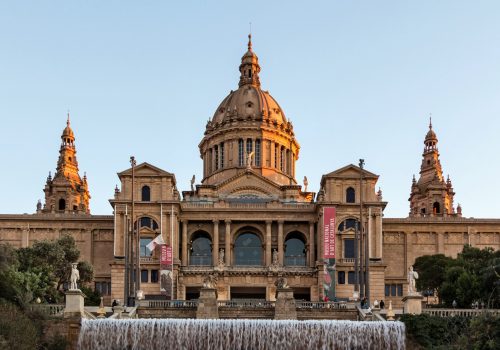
274;288;297;320
64;289;86;319
196;288;219;319
402;294;424;315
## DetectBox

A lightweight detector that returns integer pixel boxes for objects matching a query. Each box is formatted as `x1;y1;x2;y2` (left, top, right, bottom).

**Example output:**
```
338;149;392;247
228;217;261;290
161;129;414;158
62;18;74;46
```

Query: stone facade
0;37;499;309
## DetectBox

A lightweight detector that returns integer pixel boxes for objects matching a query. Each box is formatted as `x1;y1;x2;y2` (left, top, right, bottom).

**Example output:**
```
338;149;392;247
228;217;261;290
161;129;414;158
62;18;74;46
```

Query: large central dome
199;35;300;187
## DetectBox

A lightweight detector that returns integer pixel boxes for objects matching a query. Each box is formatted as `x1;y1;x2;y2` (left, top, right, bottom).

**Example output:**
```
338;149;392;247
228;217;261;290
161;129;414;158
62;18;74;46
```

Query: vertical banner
160;244;173;299
323;207;336;301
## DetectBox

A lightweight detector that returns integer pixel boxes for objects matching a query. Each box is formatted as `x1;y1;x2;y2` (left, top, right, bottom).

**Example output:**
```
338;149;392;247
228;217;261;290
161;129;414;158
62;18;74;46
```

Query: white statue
272;249;279;265
190;175;195;192
246;151;255;169
70;263;80;290
218;248;225;266
407;265;419;294
303;176;308;192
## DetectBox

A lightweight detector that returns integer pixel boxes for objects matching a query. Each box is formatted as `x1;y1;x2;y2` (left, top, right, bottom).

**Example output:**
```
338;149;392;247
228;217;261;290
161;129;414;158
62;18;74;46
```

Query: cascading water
78;319;405;350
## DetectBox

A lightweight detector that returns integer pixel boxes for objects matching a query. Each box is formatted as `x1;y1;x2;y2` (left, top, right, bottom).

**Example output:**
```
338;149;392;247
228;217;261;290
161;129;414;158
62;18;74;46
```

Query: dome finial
429;113;432;130
248;33;252;51
67;110;70;127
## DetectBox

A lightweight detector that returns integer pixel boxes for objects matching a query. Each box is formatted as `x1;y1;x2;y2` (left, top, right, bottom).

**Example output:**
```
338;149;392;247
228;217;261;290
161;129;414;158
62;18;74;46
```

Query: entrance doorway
230;286;266;299
185;287;200;300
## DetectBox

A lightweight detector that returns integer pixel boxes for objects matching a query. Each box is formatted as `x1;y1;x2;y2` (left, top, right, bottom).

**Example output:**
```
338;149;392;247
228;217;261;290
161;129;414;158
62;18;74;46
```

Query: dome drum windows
238;139;244;167
255;139;261;167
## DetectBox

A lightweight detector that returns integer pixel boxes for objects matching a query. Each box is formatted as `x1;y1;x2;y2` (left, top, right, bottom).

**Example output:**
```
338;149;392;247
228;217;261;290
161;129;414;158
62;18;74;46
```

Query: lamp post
360;159;370;304
129;156;137;306
359;159;365;300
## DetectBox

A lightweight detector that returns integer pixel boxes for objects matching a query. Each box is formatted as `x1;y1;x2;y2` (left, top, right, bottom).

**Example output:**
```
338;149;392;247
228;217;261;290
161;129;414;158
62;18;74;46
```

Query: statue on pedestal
274;277;288;289
407;265;419;294
70;263;80;290
246;151;254;169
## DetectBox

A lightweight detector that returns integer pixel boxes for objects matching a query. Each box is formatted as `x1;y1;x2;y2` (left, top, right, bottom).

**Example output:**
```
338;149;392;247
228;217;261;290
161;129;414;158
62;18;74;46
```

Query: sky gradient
1;1;499;218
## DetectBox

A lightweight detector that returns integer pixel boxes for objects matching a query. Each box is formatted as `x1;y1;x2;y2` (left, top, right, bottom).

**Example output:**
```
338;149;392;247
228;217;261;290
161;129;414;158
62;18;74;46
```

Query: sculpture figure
274;277;288;289
407;265;419;294
202;273;218;289
303;176;308;192
70;263;80;290
272;249;279;266
218;248;225;266
190;175;195;192
246;151;255;169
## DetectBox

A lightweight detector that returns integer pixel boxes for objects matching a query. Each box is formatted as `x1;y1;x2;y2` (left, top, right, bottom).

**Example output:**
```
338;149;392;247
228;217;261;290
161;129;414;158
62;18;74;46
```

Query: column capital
181;219;188;225
212;219;220;224
277;220;284;225
224;219;231;225
265;220;273;225
309;221;316;225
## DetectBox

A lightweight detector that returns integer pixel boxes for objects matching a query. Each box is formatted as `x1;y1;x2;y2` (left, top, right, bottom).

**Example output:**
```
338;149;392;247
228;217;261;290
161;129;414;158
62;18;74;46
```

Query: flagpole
171;204;174;300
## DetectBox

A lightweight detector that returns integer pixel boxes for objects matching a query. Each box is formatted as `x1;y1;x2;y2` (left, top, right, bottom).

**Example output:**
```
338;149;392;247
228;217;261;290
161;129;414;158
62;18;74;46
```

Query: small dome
62;113;75;139
425;128;436;141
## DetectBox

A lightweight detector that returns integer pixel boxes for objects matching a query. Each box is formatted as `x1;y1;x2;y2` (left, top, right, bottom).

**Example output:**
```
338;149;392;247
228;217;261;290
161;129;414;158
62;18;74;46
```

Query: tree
413;253;454;301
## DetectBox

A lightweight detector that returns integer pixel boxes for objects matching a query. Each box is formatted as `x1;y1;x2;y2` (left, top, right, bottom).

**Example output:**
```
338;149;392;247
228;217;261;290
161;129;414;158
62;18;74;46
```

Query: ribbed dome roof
211;85;287;125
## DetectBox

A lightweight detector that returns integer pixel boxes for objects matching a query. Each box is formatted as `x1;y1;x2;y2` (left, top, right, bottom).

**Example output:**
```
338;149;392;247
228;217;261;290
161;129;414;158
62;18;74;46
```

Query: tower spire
239;34;261;87
41;115;90;214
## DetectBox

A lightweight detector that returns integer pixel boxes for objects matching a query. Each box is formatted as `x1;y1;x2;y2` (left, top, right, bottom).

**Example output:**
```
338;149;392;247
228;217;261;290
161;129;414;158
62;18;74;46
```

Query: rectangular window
141;269;149;283
397;284;403;296
347;271;356;284
95;281;111;296
140;238;153;257
337;271;345;284
280;147;285;171
238;139;244;166
344;239;355;259
214;145;219;171
151;270;159;283
220;142;224;168
246;138;253;156
391;284;397;296
385;284;390;297
274;143;279;168
255;139;261;166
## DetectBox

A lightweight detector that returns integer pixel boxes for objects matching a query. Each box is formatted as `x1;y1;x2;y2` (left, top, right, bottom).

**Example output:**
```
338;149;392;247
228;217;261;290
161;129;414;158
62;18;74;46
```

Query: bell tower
409;118;456;217
42;114;90;214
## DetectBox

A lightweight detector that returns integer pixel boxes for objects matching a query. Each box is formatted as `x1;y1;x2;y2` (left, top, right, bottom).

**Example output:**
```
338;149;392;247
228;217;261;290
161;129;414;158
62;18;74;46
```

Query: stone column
182;220;188;266
213;220;219;265
309;222;315;267
278;221;284;265
225;220;231;266
266;220;272;265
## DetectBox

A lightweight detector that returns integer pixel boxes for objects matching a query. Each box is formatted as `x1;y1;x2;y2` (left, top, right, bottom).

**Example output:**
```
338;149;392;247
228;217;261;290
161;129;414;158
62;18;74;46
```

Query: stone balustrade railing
295;301;355;310
29;304;65;317
139;300;198;308
218;300;275;308
422;308;500;317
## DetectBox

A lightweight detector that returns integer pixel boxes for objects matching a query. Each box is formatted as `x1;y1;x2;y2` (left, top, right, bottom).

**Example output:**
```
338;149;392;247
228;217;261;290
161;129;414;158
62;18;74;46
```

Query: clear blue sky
1;1;499;218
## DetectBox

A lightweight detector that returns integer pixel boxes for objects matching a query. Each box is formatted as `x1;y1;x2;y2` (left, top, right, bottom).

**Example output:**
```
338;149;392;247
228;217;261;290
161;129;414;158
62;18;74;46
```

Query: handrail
218;300;275;308
422;308;500;317
296;301;355;310
139;300;198;308
29;304;65;317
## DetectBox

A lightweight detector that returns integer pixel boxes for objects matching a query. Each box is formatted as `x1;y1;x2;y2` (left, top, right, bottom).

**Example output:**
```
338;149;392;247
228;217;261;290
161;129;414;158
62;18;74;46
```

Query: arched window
58;198;66;211
238;139;244;166
284;232;306;266
190;232;212;266
142;185;151;201
433;202;440;214
137;216;159;231
338;218;359;232
346;187;355;203
280;146;285;171
274;143;279;168
140;237;153;257
234;232;263;266
255;139;261;166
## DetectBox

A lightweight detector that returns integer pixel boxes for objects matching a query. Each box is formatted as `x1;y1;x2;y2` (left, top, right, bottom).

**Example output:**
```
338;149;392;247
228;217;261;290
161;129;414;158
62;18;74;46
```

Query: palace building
0;36;499;307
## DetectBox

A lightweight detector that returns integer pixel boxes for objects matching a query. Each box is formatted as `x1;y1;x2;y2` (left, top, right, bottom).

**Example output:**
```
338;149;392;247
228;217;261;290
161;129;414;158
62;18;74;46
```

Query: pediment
323;164;379;180
118;162;174;178
216;170;283;199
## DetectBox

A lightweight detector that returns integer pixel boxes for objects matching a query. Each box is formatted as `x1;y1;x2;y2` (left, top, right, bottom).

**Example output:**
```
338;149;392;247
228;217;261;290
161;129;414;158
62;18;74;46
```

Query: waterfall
78;319;405;350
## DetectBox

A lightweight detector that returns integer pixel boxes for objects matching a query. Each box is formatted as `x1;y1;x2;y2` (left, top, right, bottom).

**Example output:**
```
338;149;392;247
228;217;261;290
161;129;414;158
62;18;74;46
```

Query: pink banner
323;207;336;259
160;245;173;265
